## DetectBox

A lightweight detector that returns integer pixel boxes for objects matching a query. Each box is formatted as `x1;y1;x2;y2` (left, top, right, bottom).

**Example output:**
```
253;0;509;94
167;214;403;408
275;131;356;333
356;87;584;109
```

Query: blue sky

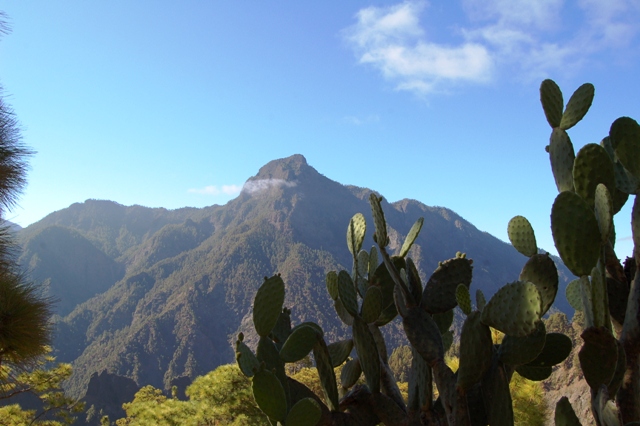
1;1;639;258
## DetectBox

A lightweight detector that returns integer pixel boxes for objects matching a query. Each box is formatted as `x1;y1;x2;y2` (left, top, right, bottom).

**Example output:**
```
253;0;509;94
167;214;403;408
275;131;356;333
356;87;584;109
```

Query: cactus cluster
234;80;640;425
540;80;640;425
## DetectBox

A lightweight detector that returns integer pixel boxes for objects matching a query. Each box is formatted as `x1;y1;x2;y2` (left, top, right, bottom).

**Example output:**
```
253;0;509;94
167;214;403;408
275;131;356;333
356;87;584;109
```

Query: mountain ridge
16;154;574;400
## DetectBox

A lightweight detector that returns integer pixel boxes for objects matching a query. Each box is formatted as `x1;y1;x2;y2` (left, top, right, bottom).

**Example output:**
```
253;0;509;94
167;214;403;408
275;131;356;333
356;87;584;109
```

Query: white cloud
344;0;640;94
463;0;640;80
343;1;493;95
463;0;563;29
242;179;296;194
578;0;640;48
188;184;242;196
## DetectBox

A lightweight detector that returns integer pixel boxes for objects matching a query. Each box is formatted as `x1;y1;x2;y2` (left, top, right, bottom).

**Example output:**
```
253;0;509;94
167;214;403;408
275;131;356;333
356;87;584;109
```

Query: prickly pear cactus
236;192;574;425
540;80;640;425
233;79;640;425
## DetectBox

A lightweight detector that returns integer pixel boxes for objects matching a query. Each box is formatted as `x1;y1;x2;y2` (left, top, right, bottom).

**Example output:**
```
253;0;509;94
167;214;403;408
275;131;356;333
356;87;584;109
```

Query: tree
0;11;51;372
0;12;66;425
116;364;269;426
0;349;83;425
116;385;195;426
388;346;412;383
186;364;268;425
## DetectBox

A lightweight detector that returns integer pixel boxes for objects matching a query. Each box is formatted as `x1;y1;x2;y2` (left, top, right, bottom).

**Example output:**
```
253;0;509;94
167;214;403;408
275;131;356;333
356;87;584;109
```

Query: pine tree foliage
388;346;412;382
511;372;546;426
116;364;269;426
0;12;66;425
0;10;50;371
0;350;83;425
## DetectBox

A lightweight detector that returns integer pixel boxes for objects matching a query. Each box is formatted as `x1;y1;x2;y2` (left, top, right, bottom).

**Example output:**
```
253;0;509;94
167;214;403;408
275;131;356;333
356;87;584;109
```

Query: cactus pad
540;79;563;128
253;275;286;338
408;345;432;411
374;302;398;327
256;337;288;395
361;286;383;324
555;397;582;426
601;136;639;197
236;337;260;377
590;266;607;328
347;213;366;257
481;281;542;337
422;256;473;314
432;309;454;334
394;283;409;318
442;329;454;353
327;339;353;368
610;116;640;181
352;315;381;393
333;298;354;326
356;250;370;296
279;324;319;363
514;364;552;381
608;339;626;399
607;277;628;326
399;217;424;258
271;308;292;349
519;253;558;315
406;257;423;305
286;398;322;426
565;279;583;311
525;332;572;367
312;339;340;411
456;284;472;315
368;325;388;363
371;256;405;321
549;129;576;192
579;275;595;328
338;270;358;317
498;320;546;366
560;82;594;130
594;184;613;243
482;359;514;425
476;289;486;312
369;193;388;247
402;307;444;365
369;246;379;277
573;143;615;207
340;357;362;388
457;311;493;391
326;271;338;301
578;326;618;391
357;249;369;275
551;191;601;277
507;215;538;257
252;368;288;423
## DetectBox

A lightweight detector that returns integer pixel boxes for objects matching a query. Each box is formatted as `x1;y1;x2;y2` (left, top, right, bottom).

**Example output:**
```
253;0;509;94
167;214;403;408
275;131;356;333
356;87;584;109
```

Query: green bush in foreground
0;350;83;425
116;364;268;426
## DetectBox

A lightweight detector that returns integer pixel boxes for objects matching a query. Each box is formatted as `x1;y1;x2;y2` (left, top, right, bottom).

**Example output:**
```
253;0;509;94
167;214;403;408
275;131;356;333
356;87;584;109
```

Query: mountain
16;154;574;401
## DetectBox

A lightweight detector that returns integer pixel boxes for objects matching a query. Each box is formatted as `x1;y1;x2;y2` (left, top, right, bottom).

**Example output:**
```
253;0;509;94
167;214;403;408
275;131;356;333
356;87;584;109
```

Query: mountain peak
241;155;316;195
253;154;308;180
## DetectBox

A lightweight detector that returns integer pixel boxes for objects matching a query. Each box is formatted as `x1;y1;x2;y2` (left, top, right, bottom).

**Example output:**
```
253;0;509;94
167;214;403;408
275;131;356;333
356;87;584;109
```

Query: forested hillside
16;155;574;404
